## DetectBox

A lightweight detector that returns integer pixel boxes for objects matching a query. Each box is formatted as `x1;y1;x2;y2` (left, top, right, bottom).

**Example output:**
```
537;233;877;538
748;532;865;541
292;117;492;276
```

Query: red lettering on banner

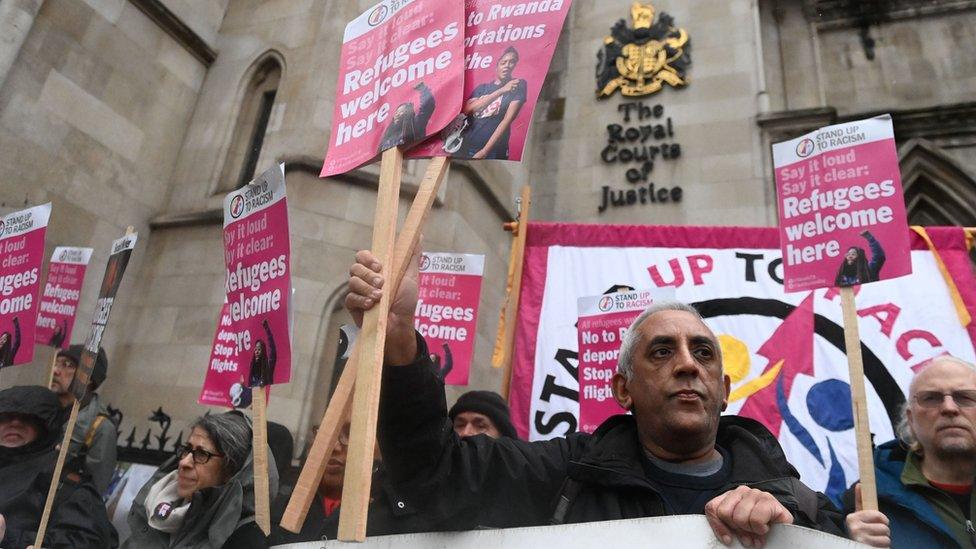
648;258;685;287
857;304;901;337
896;329;943;360
687;255;714;286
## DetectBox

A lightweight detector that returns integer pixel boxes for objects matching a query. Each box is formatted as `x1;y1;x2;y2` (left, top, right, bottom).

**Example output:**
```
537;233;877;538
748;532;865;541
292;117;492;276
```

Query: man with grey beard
845;356;976;548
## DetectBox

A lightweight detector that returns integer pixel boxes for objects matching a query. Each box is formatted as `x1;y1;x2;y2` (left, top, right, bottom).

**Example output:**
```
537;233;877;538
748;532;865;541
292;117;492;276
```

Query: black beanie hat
448;390;518;439
57;344;109;390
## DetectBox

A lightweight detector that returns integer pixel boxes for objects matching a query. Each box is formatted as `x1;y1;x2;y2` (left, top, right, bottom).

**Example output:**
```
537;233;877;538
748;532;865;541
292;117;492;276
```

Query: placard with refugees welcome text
321;0;465;176
773;115;911;293
415;252;484;385
408;0;573;161
71;232;138;400
0;203;51;367
36;246;93;350
576;287;673;433
221;164;292;389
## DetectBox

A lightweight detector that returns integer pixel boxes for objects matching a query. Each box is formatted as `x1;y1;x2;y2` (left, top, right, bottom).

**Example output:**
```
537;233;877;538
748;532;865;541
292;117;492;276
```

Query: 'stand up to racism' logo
367;4;388;26
796;138;815;158
419;255;431;271
229;195;245;219
598;295;615;312
0;218;6;235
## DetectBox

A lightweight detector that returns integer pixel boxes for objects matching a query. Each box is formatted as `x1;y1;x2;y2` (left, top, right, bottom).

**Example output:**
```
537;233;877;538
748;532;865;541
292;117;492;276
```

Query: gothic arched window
220;56;282;190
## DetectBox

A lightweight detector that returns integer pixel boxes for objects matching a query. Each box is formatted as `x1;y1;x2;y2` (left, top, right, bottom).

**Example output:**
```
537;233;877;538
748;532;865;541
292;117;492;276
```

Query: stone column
0;0;44;93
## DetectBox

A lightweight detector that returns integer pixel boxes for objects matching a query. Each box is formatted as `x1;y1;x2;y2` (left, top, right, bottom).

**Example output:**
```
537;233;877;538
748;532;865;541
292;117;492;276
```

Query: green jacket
901;451;976;547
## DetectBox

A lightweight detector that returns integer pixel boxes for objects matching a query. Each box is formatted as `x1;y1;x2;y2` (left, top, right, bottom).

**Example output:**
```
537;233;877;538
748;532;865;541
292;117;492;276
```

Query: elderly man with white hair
845;355;976;548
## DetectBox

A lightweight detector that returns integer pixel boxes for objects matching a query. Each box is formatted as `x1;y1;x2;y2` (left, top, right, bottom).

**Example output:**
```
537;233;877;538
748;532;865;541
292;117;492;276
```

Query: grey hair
191;412;252;476
616;300;711;380
896;355;976;453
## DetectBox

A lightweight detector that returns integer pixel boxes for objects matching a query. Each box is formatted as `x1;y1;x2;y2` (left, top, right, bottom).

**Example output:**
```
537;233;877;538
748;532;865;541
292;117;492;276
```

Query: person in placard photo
377;81;435;152
248;319;277;387
834;230;886;287
48;318;69;348
0;317;21;368
458;46;527;160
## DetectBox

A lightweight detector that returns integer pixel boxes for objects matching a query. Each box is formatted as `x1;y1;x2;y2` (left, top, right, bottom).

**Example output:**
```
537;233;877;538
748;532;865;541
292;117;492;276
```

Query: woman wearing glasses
123;412;277;548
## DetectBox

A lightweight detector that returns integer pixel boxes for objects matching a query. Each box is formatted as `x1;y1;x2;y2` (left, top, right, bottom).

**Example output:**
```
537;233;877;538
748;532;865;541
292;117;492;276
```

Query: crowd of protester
0;246;975;548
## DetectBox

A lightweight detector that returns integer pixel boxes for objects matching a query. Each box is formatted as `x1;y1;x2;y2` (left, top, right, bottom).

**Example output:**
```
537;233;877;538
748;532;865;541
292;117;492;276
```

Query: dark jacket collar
568;414;799;490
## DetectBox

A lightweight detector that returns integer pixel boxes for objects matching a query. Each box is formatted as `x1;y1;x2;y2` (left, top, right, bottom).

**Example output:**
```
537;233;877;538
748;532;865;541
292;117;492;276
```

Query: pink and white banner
510;222;976;505
321;0;465;176
409;0;572;161
218;164;291;390
36;246;93;349
773;115;912;292
0;203;51;368
416;252;484;385
576;288;672;433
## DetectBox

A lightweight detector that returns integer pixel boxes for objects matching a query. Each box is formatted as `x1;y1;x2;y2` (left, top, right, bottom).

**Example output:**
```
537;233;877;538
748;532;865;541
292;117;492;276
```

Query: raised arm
263;319;277;368
345;249;579;528
10;317;20;360
861;230;886;280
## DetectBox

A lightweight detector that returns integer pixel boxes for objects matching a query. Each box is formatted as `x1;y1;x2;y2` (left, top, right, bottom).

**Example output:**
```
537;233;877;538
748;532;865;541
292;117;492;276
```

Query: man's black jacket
377;338;845;534
0;386;116;549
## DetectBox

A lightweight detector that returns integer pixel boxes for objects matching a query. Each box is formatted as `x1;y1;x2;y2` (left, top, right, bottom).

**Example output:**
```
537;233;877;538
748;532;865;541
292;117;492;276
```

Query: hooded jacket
842;440;976;548
0;385;116;549
122;436;278;548
66;391;118;495
377;340;845;534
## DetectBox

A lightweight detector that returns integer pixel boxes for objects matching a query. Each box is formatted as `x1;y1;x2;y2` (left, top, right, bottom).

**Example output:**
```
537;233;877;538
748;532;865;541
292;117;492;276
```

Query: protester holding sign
50;344;118;496
0;385;115;549
843;356;976;548
122;412;275;548
345;248;845;544
0;203;51;368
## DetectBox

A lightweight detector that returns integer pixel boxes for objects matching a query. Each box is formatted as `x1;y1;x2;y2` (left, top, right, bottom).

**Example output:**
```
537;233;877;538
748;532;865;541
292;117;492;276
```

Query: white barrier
273;515;865;549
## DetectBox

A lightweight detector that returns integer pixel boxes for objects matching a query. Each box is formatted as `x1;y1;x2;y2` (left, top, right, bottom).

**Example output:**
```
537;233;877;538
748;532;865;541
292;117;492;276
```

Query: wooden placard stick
492;185;532;400
34;398;80;547
337;147;404;542
252;385;271;534
280;156;449;533
840;286;878;511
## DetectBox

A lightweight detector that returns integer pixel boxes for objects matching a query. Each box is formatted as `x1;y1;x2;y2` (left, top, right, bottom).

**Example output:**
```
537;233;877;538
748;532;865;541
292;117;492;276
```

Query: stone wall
0;0;208;390
530;0;772;226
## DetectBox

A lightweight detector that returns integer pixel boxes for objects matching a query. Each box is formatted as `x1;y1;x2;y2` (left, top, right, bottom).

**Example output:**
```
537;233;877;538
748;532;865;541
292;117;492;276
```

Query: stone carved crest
596;2;691;98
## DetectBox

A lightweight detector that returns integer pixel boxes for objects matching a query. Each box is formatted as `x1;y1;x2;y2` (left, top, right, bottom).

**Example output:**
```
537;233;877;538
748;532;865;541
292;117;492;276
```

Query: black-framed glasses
177;443;224;464
914;390;976;409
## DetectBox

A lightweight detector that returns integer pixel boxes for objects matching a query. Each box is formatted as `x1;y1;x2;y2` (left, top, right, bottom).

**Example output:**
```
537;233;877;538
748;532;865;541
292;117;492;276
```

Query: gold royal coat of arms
596;2;691;98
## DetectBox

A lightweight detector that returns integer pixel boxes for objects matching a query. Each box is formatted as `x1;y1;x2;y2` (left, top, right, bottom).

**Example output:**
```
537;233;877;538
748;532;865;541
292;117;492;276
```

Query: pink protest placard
0;203;51;368
409;0;572;161
415;252;484;385
321;0;465;176
576;288;672;433
36;246;93;349
199;302;255;408
221;164;291;388
773;115;911;293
